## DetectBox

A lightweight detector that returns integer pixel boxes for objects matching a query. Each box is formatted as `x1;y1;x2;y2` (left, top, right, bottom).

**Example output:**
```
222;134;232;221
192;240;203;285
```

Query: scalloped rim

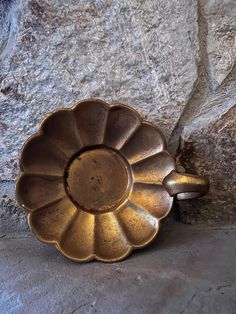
16;98;175;262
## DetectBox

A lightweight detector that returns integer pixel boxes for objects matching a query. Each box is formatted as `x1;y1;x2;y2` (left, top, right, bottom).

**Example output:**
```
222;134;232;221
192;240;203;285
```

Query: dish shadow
130;220;208;260
29;220;207;265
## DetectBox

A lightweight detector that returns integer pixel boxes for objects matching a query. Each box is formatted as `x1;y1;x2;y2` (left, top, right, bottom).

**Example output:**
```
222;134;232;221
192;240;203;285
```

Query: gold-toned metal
163;171;209;200
16;99;209;262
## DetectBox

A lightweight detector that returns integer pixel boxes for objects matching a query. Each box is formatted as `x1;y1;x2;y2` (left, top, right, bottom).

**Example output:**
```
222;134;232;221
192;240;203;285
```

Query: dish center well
65;147;132;214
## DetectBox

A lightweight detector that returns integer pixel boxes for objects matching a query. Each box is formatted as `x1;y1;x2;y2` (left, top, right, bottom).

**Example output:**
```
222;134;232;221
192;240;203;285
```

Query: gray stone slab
0;0;199;180
205;0;236;88
0;223;235;314
178;95;236;224
1;0;236;228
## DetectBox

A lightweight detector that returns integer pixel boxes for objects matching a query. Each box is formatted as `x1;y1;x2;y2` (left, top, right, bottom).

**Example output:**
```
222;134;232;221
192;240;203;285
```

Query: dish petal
20;134;67;176
94;213;130;261
129;183;173;219
104;105;141;149
16;174;65;210
73;99;109;146
116;201;158;247
132;151;176;184
120;122;166;164
29;197;77;243
41;110;82;156
59;211;95;261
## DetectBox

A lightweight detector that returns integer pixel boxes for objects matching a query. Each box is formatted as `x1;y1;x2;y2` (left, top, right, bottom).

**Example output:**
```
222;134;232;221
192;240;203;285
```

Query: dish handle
162;170;209;200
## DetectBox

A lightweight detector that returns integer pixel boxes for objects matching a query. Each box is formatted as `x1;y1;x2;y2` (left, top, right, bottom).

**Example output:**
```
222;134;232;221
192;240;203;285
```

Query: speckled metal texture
16;99;209;262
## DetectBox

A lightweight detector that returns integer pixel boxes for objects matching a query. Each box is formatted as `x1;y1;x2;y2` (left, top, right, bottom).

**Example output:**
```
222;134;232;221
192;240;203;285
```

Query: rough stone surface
0;0;199;180
0;4;236;313
0;1;16;56
178;95;236;224
0;223;236;313
205;0;236;88
1;0;236;228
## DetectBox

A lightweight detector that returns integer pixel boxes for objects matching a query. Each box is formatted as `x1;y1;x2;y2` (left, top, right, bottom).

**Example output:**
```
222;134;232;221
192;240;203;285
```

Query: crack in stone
179;293;196;314
216;283;233;291
0;0;19;62
217;63;236;92
168;0;211;154
169;0;236;161
69;301;92;314
205;281;234;294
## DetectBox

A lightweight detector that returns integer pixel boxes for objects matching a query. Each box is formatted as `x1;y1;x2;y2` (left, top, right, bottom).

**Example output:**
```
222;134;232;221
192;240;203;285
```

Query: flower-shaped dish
16;99;209;262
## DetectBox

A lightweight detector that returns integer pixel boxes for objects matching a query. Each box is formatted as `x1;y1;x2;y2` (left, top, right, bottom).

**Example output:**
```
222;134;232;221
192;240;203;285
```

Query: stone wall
0;0;235;231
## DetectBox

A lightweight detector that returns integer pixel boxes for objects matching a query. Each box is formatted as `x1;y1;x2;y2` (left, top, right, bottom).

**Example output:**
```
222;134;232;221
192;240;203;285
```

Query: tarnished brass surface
16;99;209;262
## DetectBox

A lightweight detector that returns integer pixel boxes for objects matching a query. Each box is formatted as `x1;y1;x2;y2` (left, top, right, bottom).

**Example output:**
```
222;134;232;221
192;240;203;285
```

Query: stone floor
0;223;235;314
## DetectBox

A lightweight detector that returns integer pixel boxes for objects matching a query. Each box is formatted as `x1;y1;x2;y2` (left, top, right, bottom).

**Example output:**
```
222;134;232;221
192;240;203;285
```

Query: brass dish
16;99;209;262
